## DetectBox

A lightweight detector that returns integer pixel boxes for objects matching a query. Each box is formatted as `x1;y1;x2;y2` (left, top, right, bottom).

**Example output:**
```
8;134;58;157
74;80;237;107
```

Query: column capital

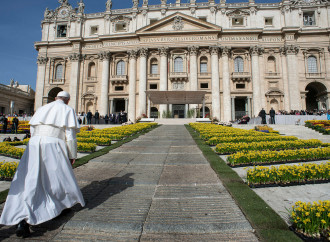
139;47;148;58
221;46;231;57
158;47;169;57
37;56;48;65
188;46;199;56
128;49;138;59
69;53;84;62
280;44;299;55
249;45;264;56
209;46;219;55
99;51;111;61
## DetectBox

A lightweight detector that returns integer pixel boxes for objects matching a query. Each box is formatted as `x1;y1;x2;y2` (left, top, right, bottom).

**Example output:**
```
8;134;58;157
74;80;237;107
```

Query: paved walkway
0;125;258;241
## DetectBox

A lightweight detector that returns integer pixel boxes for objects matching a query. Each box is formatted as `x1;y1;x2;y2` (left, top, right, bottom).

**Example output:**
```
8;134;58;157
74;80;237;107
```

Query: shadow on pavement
0;173;134;240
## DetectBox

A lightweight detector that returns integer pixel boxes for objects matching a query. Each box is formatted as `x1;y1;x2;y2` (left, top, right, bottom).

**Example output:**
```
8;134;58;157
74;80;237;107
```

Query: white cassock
0;100;85;226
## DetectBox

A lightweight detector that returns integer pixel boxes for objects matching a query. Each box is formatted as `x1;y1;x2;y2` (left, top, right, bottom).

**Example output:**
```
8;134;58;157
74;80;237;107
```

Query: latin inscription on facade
140;35;218;43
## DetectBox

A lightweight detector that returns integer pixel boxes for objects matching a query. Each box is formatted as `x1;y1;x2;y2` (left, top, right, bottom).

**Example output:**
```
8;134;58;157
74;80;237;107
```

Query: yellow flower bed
290;200;330;239
0;143;25;158
216;139;324;154
77;142;96;152
0;161;18;179
77;137;111;146
207;135;297;145
247;162;330;186
227;147;330;166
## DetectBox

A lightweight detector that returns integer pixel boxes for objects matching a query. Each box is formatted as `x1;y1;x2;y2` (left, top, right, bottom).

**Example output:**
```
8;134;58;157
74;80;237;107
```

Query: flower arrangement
215;139;325;154
305;120;330;135
77;137;112;146
207;135;298;146
247;162;330;186
290;200;330;239
227;147;330;166
0;161;18;179
254;125;279;134
77;142;97;152
0;143;25;159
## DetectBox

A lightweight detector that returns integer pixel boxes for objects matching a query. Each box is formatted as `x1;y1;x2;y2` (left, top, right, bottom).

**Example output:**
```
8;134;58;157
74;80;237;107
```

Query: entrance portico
146;91;207;119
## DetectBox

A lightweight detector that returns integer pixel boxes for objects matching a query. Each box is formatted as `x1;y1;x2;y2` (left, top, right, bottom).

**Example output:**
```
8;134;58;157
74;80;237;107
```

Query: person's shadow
0;173;134;240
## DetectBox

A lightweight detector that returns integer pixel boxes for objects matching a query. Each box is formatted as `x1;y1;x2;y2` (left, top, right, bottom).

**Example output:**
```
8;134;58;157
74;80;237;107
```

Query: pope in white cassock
0;91;85;237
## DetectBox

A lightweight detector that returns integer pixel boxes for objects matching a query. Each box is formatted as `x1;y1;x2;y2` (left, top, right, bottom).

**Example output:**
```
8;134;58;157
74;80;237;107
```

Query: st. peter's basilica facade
35;0;330;121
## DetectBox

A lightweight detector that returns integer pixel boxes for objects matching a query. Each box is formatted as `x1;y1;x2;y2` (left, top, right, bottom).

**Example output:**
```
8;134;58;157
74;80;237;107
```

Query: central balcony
305;73;325;79
111;75;128;84
169;72;188;82
231;72;251;81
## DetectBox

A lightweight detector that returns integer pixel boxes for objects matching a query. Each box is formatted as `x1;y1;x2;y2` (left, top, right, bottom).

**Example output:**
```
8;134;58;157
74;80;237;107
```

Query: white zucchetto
57;91;70;98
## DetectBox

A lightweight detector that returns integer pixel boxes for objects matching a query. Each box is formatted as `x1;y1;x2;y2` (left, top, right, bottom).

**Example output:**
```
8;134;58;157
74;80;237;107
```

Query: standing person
12;116;19;134
104;114;109;124
87;110;92;125
2;115;8;133
0;91;85;237
94;110;100;124
269;107;276;124
258;108;267;124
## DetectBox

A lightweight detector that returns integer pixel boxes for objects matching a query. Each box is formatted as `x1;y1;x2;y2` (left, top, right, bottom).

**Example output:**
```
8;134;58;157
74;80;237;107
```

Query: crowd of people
275;110;327;116
77;110;128;125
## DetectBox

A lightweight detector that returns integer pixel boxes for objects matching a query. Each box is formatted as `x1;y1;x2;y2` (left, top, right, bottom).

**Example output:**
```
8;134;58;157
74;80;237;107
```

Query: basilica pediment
136;12;221;35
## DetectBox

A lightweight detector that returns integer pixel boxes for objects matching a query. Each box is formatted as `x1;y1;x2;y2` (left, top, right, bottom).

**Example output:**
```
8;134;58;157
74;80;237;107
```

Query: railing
87;77;97;82
111;75;128;83
305;73;325;78
0;84;32;97
265;72;280;78
51;79;65;84
198;72;211;77
148;74;160;79
169;72;188;81
231;72;251;80
86;13;104;18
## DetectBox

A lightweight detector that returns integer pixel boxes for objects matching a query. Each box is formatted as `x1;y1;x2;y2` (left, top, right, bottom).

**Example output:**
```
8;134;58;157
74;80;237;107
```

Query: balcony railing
231;72;251;81
148;74;160;79
169;72;188;81
111;75;128;83
305;73;325;79
50;79;64;84
265;72;280;78
87;77;97;82
198;72;211;78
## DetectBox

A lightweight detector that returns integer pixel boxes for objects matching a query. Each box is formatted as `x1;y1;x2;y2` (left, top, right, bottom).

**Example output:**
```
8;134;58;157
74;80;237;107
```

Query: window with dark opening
200;83;208;89
150;84;157;89
236;84;245;89
57;25;67;38
115;86;124;91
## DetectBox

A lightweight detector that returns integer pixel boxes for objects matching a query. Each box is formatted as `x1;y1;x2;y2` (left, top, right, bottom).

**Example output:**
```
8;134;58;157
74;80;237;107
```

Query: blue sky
0;0;278;90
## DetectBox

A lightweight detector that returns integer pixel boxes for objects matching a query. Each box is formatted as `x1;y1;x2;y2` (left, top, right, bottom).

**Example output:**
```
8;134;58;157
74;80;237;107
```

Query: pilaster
35;57;48;110
128;50;138;122
99;51;111;116
69;53;83;111
210;46;220;120
158;47;169;117
221;46;231;122
139;48;148;116
250;45;263;117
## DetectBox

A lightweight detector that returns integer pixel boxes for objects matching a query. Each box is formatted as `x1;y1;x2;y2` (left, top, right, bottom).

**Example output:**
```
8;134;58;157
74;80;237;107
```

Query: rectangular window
200;63;207;73
149;19;158;25
303;12;315;26
151;64;158;74
115;86;124;91
265;17;273;26
232;18;244;26
90;26;99;35
115;22;127;32
57;25;67;38
198;17;207;22
200;83;209;89
150;84;158;89
236;84;245;89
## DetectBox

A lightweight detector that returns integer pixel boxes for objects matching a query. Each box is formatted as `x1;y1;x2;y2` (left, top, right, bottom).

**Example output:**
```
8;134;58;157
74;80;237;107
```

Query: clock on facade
58;7;69;18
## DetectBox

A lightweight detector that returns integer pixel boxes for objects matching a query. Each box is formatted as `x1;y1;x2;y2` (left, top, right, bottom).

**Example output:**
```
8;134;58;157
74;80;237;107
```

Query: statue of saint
143;0;148;5
132;0;138;8
161;0;167;4
106;0;112;11
78;0;85;13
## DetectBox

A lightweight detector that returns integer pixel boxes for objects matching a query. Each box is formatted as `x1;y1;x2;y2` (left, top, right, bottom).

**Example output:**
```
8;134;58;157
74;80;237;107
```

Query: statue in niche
78;0;85;13
132;0;139;8
106;0;112;11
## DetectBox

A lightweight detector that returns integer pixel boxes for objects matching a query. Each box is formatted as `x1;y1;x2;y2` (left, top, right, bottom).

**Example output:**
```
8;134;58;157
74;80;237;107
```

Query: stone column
247;97;252;117
221;46;231;122
128;50;138;122
250;46;262;117
280;48;290;110
210;46;220;120
284;45;301;111
125;98;128;113
109;98;114;114
231;97;235;121
147;98;151;118
158;47;169;118
99;51;111;116
69;53;83;111
188;46;199;110
35;57;48;110
139;48;148;116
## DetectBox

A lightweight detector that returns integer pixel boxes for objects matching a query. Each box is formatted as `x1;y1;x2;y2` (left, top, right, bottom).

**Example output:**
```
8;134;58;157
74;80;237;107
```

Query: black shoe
16;220;30;238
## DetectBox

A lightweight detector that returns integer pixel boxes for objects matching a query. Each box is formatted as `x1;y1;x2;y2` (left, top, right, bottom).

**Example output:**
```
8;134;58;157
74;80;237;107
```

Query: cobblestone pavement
0;125;258;241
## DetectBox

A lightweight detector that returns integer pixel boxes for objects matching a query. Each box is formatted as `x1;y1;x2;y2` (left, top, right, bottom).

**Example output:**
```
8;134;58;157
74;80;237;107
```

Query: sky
0;0;279;90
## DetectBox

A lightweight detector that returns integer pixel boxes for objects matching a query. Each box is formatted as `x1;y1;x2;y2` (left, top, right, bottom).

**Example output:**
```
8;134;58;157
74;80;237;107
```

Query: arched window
267;56;276;73
88;62;96;77
174;57;183;72
150;58;158;74
307;56;318;73
116;60;125;75
200;57;208;73
234;57;244;72
55;64;63;80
